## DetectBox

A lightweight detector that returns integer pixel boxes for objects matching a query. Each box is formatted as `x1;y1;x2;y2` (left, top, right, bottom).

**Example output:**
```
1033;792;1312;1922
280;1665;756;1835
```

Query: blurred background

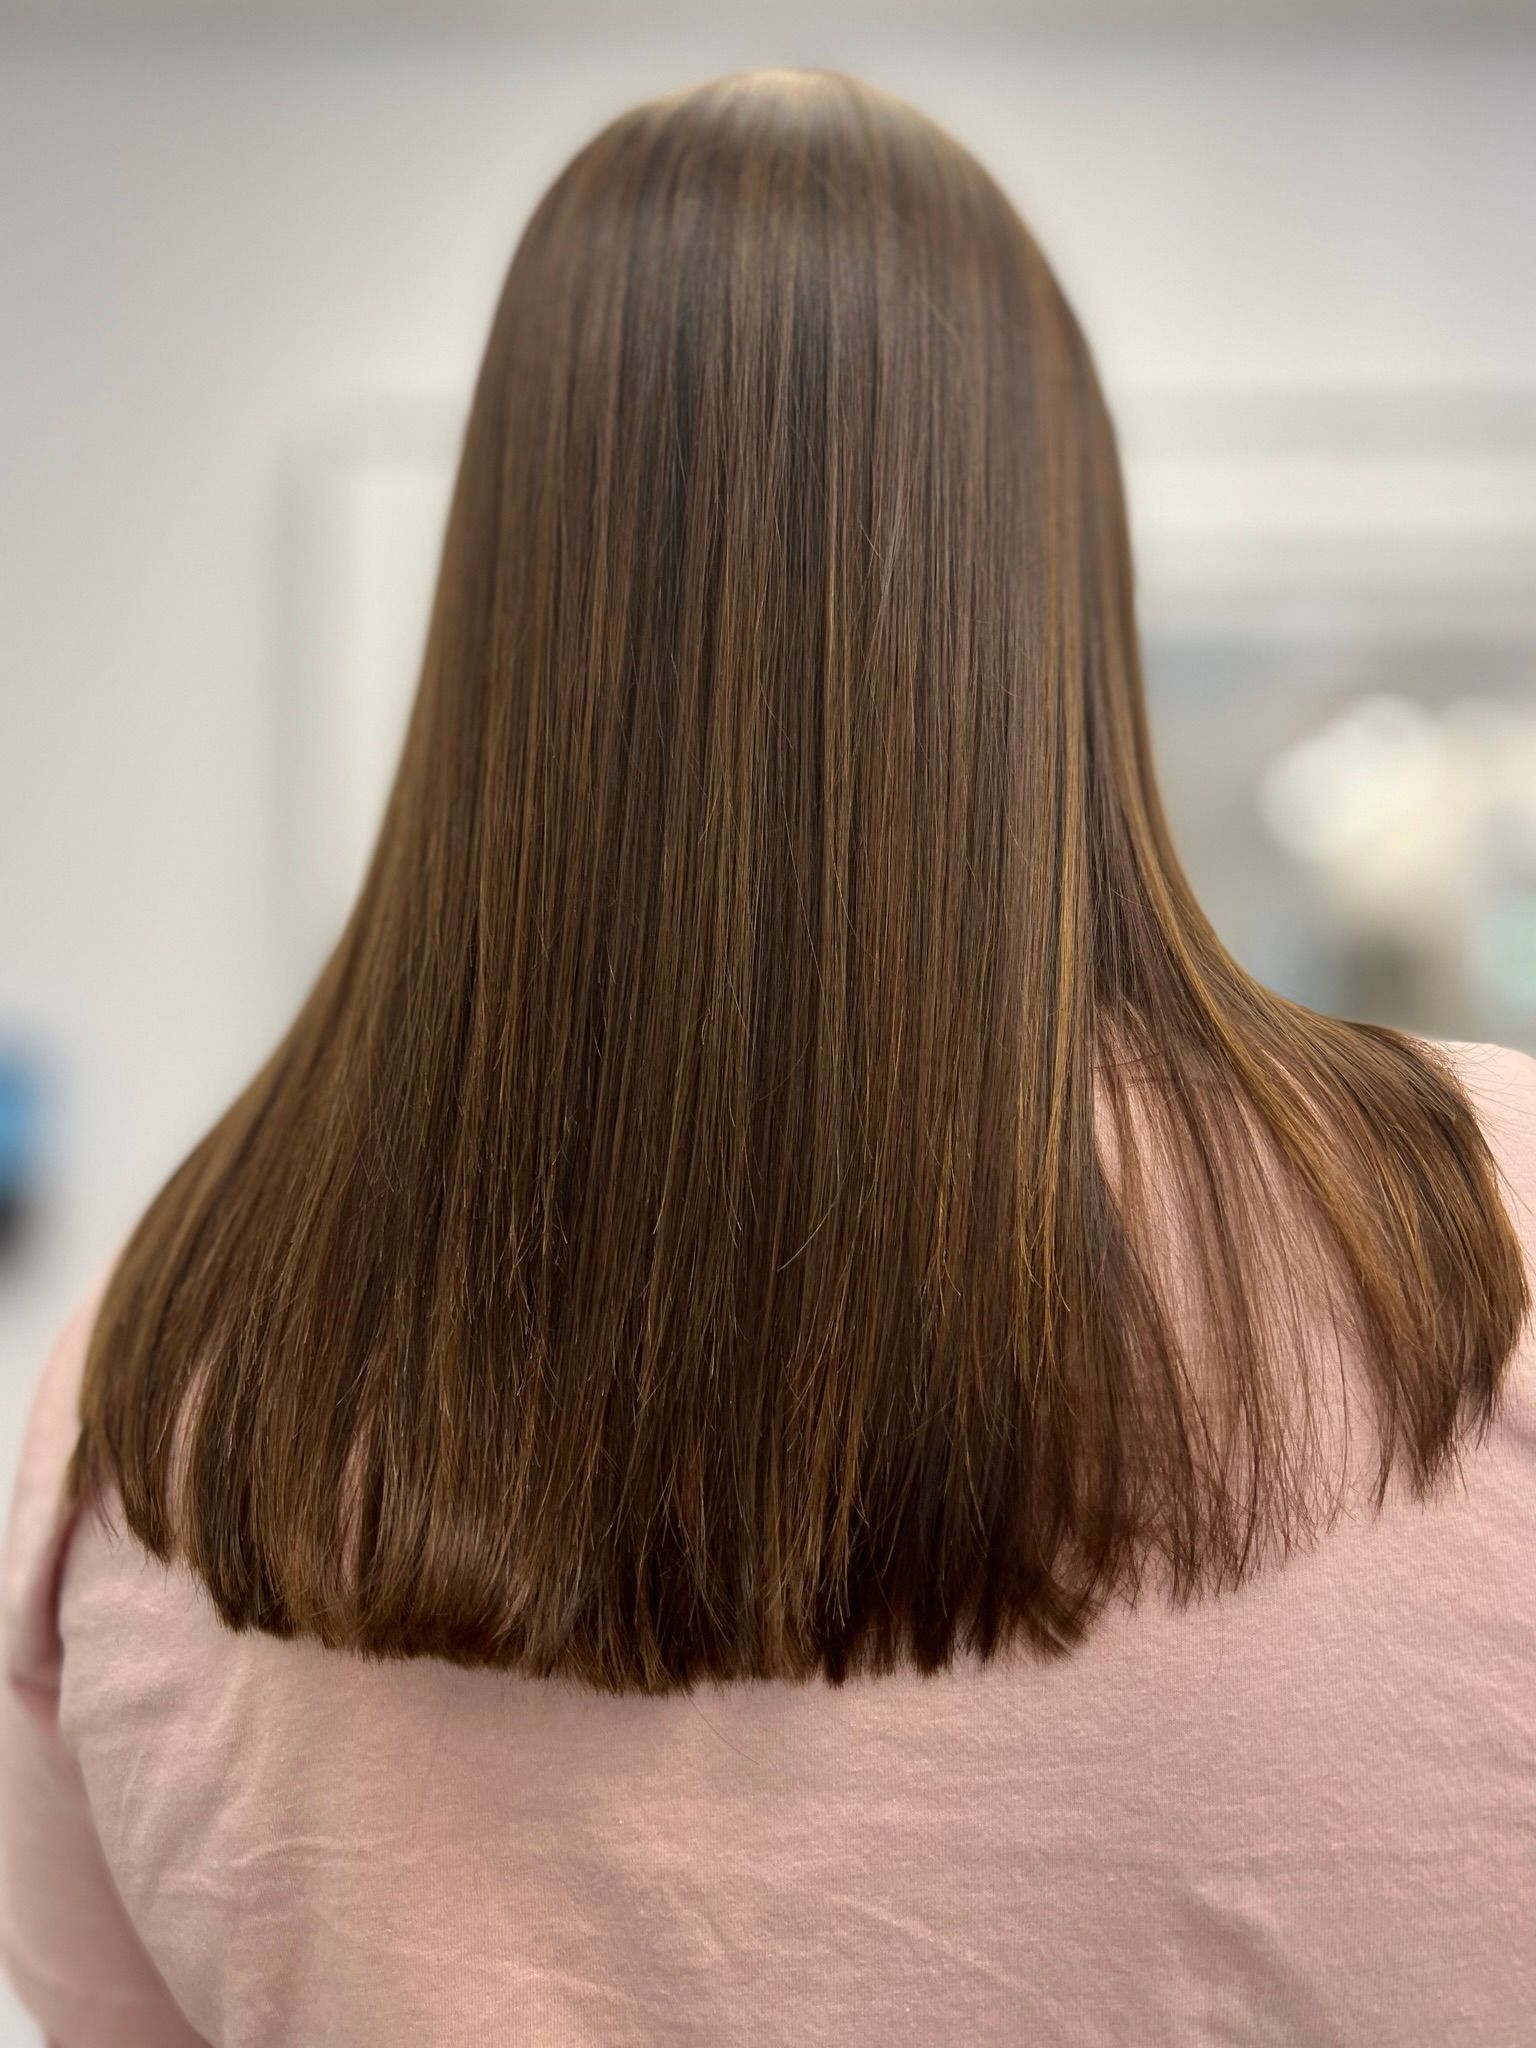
1;6;1534;2019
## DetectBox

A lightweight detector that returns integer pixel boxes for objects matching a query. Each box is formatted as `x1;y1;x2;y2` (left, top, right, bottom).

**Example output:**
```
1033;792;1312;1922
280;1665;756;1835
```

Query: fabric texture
3;1037;1535;2046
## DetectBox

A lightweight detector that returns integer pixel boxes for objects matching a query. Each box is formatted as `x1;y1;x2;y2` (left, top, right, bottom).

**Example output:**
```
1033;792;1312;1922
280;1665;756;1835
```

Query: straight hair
71;71;1528;1694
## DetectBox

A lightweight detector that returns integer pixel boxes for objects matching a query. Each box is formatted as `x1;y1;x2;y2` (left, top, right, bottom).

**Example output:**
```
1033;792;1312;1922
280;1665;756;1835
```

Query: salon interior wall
3;20;1534;1587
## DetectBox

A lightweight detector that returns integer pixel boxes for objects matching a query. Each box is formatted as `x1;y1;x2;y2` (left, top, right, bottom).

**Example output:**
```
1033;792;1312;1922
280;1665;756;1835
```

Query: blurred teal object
0;1045;46;1261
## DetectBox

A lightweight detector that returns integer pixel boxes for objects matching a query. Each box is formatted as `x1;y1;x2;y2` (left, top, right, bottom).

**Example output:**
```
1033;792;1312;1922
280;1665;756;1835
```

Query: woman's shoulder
1432;1035;1536;1214
1;1253;120;1696
1429;1038;1536;1428
1433;1032;1536;1101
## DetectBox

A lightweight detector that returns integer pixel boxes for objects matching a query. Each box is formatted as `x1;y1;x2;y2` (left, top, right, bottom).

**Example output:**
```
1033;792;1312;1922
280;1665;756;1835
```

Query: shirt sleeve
0;1265;208;2048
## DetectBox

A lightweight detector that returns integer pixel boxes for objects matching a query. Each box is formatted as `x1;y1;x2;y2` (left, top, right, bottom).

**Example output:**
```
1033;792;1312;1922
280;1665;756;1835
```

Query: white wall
1;26;1533;2033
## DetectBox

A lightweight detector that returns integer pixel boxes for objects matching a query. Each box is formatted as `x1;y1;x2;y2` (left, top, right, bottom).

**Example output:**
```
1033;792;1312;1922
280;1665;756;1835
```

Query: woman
3;68;1533;2046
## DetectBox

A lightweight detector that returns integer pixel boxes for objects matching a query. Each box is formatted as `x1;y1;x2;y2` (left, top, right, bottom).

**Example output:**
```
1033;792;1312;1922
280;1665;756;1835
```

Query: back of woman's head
72;70;1528;1693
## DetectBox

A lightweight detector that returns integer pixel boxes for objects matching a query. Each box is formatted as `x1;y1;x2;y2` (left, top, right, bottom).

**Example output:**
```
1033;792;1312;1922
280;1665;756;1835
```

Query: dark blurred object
0;1045;47;1264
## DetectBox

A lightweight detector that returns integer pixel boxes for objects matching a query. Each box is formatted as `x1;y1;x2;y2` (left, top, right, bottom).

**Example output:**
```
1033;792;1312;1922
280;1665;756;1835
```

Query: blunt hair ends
71;73;1529;1694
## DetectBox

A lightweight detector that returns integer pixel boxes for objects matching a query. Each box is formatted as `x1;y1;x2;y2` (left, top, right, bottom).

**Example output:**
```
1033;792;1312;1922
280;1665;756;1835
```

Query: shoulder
2;1254;120;1694
1430;1037;1536;1220
1429;1039;1536;1413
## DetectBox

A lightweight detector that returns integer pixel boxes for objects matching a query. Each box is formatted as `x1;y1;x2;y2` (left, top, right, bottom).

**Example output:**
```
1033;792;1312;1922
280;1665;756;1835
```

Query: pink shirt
4;1038;1535;2047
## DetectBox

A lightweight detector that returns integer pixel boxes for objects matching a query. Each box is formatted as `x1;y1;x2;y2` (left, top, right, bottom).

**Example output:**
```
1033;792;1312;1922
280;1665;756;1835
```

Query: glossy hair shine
72;72;1528;1693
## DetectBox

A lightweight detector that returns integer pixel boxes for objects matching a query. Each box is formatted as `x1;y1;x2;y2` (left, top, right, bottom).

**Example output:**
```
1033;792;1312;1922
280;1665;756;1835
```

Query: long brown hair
72;70;1527;1694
